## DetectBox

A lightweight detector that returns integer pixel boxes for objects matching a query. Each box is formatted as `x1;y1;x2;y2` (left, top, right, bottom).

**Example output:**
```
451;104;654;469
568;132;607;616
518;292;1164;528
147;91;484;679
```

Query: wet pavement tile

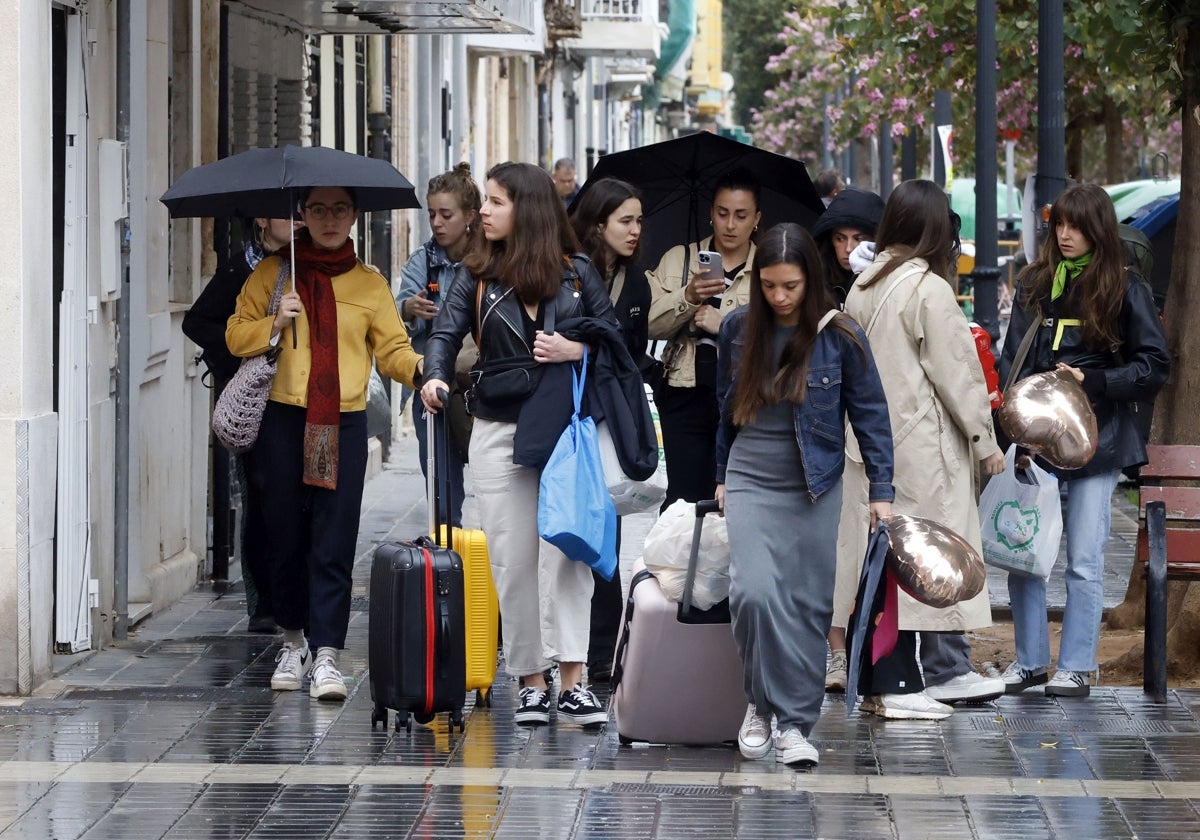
964;794;1052;838
888;794;972;838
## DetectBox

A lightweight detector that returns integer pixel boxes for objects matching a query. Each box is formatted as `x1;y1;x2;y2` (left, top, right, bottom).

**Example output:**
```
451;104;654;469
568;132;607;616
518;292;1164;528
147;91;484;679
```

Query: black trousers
256;401;368;650
656;380;719;509
238;448;273;619
588;519;623;674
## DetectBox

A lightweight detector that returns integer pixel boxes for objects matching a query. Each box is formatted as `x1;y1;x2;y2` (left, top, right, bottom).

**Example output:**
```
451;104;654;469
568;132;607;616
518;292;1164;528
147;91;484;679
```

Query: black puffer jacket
998;272;1170;479
424;254;619;422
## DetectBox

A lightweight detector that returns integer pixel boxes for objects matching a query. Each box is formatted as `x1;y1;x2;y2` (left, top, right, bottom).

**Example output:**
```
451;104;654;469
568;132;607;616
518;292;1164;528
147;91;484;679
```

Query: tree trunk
1102;95;1125;184
1106;19;1200;677
1065;124;1083;181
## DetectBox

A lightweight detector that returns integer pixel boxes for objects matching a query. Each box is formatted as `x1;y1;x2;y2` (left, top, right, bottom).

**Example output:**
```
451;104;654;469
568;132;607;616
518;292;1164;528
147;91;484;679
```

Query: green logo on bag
993;501;1039;551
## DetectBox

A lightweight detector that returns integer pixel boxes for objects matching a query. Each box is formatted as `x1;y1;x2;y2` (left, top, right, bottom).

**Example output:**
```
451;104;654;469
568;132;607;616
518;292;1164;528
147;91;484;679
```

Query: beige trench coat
646;237;756;388
833;254;1002;631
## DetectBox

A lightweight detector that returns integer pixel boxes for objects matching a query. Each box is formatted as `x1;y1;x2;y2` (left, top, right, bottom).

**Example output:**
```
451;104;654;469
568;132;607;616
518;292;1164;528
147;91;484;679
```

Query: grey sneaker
738;705;772;760
1045;669;1091;698
309;656;347;701
1001;662;1048;694
775;729;819;767
862;692;953;720
825;649;848;693
270;641;312;691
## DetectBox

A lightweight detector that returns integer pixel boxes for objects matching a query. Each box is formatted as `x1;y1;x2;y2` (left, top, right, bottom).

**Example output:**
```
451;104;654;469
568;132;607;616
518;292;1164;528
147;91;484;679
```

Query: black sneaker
557;683;608;727
514;686;551;725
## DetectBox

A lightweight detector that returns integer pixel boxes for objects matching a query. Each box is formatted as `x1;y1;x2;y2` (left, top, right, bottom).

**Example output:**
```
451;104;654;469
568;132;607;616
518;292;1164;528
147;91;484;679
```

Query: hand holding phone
687;250;728;305
697;250;724;281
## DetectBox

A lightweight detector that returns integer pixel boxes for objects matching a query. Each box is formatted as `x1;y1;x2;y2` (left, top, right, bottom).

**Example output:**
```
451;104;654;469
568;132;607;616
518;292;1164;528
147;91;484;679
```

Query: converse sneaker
738;705;772;760
825;649;848;693
309;656;347;701
557;684;607;727
515;686;551;725
1045;669;1091;698
270;641;312;691
861;692;953;720
774;729;819;767
925;671;1006;704
1001;662;1048;694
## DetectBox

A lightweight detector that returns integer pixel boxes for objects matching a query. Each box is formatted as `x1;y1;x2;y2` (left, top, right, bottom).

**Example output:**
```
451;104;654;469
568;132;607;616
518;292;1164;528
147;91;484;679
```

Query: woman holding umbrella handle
646;167;762;508
227;185;423;703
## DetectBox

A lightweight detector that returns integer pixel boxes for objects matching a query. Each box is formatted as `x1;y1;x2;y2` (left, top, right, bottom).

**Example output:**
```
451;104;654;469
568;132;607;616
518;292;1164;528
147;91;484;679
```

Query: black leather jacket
424;255;619;421
998;272;1170;479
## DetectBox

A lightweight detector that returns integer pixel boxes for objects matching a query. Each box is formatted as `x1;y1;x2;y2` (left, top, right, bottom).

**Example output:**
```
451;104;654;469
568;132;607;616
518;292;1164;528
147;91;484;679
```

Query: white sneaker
309;656;348;701
737;705;772;760
925;671;1005;704
774;729;819;767
1045;669;1091;698
1000;662;1048;694
862;692;953;720
825;649;848;692
270;641;312;691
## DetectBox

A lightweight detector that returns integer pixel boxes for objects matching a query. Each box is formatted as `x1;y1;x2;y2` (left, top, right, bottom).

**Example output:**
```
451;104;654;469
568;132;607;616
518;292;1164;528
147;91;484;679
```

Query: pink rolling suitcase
610;500;747;745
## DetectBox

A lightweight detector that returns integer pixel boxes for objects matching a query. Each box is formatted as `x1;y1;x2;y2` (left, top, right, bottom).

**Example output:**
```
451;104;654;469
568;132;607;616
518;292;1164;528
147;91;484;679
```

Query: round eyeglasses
304;203;354;221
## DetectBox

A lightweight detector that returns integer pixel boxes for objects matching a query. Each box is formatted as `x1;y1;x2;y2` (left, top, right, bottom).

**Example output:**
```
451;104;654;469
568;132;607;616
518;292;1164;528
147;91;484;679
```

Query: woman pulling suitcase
715;223;895;767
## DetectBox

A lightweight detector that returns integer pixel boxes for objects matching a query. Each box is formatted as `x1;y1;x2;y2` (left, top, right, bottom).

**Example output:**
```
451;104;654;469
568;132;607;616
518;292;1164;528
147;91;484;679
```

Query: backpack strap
472;279;485;347
817;309;840;333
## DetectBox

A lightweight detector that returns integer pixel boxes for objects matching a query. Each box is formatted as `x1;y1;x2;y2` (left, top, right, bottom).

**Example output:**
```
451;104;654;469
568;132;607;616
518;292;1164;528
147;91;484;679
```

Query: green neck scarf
1051;252;1093;300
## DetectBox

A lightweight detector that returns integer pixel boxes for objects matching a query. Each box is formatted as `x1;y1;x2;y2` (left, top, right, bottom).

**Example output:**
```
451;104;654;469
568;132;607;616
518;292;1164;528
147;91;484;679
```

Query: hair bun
453;161;472;177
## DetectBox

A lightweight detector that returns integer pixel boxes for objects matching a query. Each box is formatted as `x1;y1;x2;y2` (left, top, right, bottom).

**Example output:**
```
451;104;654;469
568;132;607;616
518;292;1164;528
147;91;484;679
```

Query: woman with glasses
836;179;1006;719
227;186;423;702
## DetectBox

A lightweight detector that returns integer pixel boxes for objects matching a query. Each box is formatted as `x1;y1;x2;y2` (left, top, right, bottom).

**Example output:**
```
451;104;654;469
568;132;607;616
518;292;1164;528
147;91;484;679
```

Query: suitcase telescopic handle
427;388;455;548
680;500;721;616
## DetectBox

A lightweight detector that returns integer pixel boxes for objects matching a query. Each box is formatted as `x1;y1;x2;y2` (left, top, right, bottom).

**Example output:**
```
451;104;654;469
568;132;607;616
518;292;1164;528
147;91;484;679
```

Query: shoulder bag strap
1003;314;1042;393
472;279;485;347
267;259;290;316
862;264;925;338
817;309;840;333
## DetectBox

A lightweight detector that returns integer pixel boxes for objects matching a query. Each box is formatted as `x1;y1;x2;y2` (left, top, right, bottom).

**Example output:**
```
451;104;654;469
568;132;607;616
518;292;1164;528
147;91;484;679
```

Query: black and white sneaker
557;683;608;727
515;686;551;725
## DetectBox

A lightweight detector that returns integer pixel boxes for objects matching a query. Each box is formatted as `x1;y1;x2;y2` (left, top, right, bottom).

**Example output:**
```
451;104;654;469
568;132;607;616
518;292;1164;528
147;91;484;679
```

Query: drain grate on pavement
607;783;729;796
973;716;1185;734
61;687;276;704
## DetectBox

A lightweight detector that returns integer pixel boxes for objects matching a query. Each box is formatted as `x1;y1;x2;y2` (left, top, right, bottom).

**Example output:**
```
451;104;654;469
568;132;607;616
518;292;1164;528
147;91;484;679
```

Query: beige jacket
833;254;1002;631
645;237;756;387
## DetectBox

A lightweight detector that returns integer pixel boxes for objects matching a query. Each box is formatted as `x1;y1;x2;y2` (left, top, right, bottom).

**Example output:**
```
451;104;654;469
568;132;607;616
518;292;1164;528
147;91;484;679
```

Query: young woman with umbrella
420;162;621;727
568;177;652;682
715;223;894;766
998;183;1169;698
646;168;761;507
227;186;423;702
837;180;1006;718
396;162;483;527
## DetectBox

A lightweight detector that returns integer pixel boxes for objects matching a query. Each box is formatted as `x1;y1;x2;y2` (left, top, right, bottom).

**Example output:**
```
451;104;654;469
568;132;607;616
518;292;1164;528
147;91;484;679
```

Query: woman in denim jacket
714;224;895;767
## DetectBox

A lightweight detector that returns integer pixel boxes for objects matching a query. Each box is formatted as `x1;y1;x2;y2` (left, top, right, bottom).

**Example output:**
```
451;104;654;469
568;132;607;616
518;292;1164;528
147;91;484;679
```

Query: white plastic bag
978;445;1063;578
642;500;730;610
596;384;668;515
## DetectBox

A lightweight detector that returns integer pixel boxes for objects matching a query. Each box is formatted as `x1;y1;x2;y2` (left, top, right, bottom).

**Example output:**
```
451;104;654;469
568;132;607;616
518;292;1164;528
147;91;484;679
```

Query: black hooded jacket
812;187;885;305
513;316;658;480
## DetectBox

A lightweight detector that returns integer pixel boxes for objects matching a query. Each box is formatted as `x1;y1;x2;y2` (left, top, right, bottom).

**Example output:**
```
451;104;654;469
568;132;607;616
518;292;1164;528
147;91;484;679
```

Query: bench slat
1142;445;1200;480
1135;529;1200;569
1138;486;1200;520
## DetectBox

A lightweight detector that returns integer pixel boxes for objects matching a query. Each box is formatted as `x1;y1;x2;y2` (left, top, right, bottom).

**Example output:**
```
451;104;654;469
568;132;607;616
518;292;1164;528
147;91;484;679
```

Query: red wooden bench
1137;444;1200;701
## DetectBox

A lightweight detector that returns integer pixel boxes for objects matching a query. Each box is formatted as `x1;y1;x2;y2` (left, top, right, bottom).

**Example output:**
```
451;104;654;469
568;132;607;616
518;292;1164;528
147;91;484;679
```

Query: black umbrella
160;144;421;219
845;521;893;715
571;132;825;272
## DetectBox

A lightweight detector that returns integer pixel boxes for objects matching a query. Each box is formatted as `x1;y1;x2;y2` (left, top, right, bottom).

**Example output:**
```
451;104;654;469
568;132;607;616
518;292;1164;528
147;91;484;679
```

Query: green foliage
723;0;796;127
1141;0;1200;105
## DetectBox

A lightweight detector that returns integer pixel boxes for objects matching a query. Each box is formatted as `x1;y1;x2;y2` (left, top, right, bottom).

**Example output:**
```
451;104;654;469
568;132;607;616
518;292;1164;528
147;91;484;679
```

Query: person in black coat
812;187;886;309
182;217;298;633
569;178;653;682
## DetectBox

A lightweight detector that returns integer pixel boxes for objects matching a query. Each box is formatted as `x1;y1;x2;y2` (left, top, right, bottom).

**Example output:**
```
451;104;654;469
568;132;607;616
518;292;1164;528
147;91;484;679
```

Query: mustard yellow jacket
226;256;421;411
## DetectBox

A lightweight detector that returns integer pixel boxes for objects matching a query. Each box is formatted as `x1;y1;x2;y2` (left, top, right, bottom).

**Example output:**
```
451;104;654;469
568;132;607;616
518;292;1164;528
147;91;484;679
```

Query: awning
227;0;536;35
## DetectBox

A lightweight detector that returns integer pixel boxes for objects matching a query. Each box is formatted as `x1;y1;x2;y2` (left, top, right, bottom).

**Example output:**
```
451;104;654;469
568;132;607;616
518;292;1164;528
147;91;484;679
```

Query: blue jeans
413;398;465;527
1008;468;1120;673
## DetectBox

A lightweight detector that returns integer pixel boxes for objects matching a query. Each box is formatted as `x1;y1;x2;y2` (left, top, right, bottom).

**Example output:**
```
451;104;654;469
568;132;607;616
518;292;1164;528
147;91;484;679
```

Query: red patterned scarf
292;231;357;489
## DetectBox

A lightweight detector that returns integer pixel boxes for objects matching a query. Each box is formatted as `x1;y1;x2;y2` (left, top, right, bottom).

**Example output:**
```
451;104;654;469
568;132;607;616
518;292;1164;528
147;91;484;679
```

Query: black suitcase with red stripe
368;537;467;733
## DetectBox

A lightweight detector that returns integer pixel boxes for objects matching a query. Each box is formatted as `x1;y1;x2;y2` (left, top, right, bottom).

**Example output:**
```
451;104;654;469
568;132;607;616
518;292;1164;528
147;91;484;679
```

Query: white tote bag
978;445;1063;578
597;384;668;515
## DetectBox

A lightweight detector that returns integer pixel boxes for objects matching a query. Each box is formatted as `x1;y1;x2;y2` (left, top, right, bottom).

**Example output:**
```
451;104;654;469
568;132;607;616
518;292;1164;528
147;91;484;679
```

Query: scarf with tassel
292;230;357;489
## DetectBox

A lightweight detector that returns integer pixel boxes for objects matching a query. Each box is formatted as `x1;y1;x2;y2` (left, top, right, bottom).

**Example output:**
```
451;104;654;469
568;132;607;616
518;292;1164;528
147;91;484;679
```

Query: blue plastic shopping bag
538;348;618;581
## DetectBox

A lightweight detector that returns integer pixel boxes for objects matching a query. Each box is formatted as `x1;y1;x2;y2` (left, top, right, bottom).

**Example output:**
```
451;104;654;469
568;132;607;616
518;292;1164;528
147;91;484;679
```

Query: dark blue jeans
256;401;367;649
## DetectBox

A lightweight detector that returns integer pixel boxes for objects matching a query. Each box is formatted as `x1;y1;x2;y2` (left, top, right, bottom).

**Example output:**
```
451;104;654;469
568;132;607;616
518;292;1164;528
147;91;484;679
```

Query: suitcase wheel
451;709;465;732
371;705;388;730
475;687;491;709
400;714;412;734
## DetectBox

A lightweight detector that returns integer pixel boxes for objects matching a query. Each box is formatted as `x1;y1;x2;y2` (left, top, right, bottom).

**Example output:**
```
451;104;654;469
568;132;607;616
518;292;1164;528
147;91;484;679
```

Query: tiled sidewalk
1;434;1191;839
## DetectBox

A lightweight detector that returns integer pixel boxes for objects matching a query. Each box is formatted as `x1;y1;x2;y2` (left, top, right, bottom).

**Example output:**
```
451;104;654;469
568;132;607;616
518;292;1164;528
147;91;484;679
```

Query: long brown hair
569;177;642;278
464;161;580;303
730;223;863;426
1017;183;1127;349
862;179;958;287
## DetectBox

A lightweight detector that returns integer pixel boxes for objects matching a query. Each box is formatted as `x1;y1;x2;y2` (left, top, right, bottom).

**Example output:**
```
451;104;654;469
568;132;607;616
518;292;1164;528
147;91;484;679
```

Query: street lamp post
1036;0;1068;216
972;0;1001;341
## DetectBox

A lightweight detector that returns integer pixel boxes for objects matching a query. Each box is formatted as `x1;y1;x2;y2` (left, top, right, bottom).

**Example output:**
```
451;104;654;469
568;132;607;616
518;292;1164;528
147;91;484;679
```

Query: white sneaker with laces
825;649;848;692
1000;662;1048;694
270;641;312;691
863;692;953;720
738;705;772;760
925;671;1005;704
1045;669;1091;698
774;729;819;767
309;656;347;701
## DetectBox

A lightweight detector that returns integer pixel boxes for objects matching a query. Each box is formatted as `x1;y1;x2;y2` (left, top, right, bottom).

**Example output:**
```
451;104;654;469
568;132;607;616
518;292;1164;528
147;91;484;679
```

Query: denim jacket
396;238;464;355
715;306;896;503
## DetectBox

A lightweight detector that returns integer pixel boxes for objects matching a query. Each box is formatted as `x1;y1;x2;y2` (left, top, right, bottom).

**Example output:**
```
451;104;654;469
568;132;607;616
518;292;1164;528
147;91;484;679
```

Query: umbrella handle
290;221;298;349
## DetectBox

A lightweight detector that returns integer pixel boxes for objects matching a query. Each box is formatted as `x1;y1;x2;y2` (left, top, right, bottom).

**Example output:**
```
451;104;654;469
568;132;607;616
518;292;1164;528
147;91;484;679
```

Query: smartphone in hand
697;250;724;282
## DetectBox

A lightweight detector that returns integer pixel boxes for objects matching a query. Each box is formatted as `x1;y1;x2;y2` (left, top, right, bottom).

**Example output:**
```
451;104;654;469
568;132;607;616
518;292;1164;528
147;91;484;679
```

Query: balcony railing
580;0;644;22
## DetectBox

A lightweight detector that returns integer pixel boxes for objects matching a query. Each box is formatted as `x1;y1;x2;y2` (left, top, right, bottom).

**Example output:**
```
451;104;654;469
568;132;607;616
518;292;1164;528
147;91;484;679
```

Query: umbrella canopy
572;132;825;272
160;145;421;218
